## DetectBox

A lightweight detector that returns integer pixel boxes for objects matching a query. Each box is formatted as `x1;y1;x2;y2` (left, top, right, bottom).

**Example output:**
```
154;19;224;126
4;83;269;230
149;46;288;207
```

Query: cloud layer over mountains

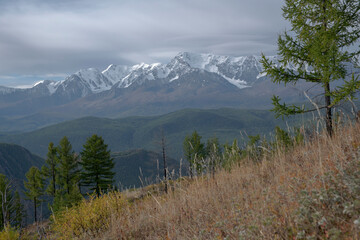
0;0;286;86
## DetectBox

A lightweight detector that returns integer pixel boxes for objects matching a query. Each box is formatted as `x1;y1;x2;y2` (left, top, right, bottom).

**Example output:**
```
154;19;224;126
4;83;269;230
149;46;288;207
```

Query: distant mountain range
1;52;271;97
0;52;315;132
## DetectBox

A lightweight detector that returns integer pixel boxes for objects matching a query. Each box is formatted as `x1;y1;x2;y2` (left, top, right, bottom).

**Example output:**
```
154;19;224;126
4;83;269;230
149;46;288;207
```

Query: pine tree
24;167;44;222
41;142;59;197
261;0;360;136
80;134;115;197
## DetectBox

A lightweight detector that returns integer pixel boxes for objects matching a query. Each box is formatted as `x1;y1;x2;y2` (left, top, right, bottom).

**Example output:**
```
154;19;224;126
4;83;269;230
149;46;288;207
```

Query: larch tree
41;142;59;197
261;0;360;136
24;167;44;222
80;134;115;197
57;136;80;195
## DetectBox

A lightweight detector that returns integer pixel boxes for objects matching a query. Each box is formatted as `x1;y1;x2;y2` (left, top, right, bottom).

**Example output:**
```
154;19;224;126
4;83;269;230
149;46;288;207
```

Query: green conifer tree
24;167;44;222
261;0;360;136
80;134;115;197
57;137;80;195
41;142;59;197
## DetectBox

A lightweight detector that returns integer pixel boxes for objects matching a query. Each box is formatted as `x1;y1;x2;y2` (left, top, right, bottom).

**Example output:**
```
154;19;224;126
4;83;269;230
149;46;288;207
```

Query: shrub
0;225;19;240
51;192;127;239
295;157;360;239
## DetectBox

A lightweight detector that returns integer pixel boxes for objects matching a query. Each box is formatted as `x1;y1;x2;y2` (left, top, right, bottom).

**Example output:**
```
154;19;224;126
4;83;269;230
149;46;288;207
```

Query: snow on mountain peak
33;80;45;87
74;67;114;93
1;52;273;98
31;79;63;95
169;52;266;88
102;64;131;84
107;52;269;90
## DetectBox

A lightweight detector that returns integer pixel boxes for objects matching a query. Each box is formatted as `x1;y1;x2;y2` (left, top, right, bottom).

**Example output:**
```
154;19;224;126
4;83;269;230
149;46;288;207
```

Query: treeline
183;126;304;178
0;134;116;230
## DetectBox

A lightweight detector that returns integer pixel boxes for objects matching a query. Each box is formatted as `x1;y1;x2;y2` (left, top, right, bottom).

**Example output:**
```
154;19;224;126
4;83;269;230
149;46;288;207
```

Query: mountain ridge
0;52;326;132
0;52;272;97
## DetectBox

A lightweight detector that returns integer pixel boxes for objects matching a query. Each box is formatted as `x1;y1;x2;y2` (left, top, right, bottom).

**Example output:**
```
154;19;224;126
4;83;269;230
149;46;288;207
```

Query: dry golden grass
51;122;360;240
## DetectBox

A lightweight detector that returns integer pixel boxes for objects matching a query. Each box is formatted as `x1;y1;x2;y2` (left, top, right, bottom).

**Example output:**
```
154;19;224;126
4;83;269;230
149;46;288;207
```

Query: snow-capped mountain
167;52;262;88
15;52;271;99
0;52;314;131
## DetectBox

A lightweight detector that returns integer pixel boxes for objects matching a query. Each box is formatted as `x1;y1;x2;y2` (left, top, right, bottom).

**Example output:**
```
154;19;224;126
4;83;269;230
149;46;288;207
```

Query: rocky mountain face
0;52;316;131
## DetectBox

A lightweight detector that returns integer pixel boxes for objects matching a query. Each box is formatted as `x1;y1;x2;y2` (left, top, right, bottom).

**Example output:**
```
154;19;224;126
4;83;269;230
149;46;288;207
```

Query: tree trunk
52;167;56;196
66;176;70;195
325;83;333;136
322;0;332;136
34;197;37;222
96;174;100;197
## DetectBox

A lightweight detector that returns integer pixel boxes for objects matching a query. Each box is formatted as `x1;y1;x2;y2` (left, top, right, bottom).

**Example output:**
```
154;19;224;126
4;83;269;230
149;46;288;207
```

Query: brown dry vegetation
37;122;360;239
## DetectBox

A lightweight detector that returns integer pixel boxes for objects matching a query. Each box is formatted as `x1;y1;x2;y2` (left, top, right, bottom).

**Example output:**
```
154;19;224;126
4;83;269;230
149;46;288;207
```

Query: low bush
0;225;19;240
295;156;360;239
51;192;127;239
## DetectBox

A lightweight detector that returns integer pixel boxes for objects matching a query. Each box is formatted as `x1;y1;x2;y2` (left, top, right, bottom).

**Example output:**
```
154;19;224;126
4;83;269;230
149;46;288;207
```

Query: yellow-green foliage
51;192;126;239
0;225;19;240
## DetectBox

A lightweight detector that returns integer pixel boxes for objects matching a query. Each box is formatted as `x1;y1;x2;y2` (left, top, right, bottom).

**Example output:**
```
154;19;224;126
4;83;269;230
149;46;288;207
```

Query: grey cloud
0;0;286;86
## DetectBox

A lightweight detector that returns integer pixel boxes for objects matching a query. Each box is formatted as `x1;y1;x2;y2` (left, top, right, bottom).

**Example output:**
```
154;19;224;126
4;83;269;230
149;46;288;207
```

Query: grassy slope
48;122;360;239
0;108;296;159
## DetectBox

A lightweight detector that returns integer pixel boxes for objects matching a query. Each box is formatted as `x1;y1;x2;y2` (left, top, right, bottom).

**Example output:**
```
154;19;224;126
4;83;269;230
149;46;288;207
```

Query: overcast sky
0;0;287;87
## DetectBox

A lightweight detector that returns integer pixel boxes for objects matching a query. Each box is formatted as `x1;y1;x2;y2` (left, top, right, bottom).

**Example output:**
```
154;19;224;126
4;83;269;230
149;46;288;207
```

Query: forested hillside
0;143;43;189
0;108;298;159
